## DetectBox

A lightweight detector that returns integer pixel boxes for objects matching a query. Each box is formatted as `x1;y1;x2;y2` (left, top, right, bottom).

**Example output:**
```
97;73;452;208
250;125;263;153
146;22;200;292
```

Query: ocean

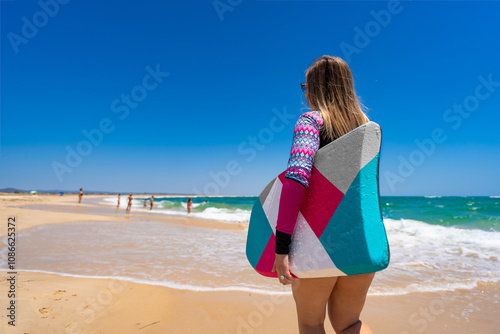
104;195;500;232
2;196;499;298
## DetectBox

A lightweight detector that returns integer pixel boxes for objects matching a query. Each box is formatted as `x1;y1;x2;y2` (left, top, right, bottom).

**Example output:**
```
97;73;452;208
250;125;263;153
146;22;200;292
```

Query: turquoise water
154;196;256;212
381;196;500;232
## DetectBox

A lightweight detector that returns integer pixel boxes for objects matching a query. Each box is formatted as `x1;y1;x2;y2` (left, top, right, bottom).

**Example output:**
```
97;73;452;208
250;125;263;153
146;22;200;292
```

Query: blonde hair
304;55;369;142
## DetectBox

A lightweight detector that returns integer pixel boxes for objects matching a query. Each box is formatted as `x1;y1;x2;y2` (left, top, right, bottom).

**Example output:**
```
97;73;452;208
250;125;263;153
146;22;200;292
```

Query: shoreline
9;265;498;298
0;194;498;333
0;194;248;238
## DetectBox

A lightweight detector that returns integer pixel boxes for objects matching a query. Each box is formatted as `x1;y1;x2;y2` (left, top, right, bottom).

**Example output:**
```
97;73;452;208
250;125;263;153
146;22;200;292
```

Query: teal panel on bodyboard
246;198;274;269
319;153;389;275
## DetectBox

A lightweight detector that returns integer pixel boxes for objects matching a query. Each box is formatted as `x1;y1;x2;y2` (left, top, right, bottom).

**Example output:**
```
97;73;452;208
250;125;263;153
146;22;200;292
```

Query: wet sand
0;194;498;333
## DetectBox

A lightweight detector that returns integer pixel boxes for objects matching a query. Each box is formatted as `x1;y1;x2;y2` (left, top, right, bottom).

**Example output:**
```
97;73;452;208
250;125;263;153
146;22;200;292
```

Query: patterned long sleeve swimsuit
275;110;325;254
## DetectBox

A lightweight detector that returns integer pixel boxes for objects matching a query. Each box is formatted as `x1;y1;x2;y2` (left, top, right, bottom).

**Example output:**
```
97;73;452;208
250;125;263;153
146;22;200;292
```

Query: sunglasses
300;83;307;94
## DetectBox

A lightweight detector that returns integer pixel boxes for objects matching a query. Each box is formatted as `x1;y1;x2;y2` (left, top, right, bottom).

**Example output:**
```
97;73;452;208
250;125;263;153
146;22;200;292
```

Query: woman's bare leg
327;273;375;334
291;277;338;334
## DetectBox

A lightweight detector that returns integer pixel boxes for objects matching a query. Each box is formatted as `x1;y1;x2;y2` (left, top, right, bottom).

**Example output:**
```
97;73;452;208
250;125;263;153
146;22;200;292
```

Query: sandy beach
0;194;498;334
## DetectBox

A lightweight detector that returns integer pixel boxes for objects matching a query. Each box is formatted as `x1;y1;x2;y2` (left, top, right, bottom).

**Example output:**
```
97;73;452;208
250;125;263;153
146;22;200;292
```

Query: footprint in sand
53;289;67;295
39;307;52;314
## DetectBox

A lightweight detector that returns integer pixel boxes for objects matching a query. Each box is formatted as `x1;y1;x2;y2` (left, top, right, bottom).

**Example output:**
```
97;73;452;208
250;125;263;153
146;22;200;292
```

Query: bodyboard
246;121;390;278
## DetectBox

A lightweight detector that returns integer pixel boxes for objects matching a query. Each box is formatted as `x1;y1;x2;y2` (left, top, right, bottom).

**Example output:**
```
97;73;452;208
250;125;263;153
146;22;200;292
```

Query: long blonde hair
304;55;369;142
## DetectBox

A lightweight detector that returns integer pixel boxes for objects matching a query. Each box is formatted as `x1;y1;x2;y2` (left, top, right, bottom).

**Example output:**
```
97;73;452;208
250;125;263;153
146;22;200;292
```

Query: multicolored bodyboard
246;121;390;278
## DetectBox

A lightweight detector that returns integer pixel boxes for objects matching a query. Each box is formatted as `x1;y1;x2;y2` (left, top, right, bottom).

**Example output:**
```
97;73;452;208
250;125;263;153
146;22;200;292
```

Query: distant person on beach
126;194;133;212
271;56;380;334
78;188;83;204
117;194;121;208
143;199;147;208
150;196;154;210
187;197;192;214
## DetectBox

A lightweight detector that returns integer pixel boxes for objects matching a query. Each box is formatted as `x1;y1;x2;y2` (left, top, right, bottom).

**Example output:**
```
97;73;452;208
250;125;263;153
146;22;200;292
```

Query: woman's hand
271;253;299;285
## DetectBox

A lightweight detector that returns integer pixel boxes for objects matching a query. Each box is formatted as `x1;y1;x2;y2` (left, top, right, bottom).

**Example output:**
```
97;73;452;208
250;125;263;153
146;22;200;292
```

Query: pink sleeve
275;177;306;234
275;111;323;236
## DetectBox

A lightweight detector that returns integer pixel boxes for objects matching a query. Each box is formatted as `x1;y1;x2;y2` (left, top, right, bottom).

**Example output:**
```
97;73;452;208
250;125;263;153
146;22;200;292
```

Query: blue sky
1;0;499;196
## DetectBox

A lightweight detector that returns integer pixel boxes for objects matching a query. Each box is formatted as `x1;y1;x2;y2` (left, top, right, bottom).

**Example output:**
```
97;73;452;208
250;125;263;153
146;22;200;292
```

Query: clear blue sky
1;0;499;196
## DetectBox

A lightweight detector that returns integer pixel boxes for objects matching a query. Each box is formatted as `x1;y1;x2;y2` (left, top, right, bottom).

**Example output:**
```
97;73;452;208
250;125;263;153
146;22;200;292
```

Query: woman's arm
275;110;324;254
275;178;306;254
272;111;323;284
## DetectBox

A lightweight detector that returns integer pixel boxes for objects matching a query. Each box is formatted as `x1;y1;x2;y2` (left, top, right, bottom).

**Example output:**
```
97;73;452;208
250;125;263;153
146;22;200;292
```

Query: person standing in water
150;195;154;210
78;188;83;204
187;197;193;214
117;194;121;208
126;194;133;212
272;56;378;334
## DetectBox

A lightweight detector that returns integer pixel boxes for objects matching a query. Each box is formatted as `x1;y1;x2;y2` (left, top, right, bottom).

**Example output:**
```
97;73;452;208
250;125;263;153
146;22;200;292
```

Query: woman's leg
291;277;338;334
327;273;375;334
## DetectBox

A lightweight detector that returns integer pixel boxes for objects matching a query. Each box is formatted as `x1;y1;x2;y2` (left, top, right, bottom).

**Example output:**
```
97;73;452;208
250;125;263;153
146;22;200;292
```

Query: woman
272;56;375;334
187;197;193;214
